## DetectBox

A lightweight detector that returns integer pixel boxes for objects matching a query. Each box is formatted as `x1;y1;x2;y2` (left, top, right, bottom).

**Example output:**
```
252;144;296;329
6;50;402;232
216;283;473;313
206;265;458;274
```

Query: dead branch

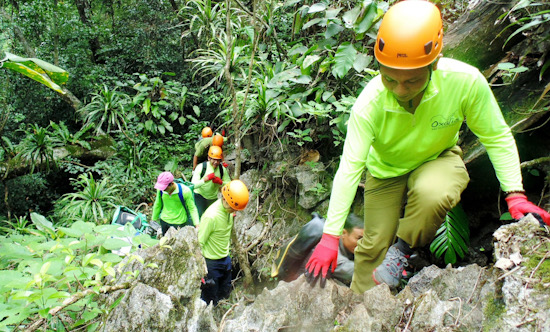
244;202;274;252
24;282;134;332
218;303;239;332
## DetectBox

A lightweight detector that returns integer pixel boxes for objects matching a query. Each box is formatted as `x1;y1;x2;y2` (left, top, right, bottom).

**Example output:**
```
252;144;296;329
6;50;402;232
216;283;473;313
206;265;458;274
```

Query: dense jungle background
1;0;549;330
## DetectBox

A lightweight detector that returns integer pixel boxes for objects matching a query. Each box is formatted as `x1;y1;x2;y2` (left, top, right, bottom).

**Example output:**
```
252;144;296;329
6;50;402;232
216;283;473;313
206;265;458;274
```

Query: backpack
160;180;195;227
112;206;160;238
199;161;227;180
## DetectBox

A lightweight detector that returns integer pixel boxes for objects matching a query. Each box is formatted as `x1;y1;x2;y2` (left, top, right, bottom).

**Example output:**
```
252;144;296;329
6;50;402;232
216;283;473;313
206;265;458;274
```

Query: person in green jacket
151;171;200;235
199;179;249;305
192;145;231;217
305;0;550;294
193;133;226;170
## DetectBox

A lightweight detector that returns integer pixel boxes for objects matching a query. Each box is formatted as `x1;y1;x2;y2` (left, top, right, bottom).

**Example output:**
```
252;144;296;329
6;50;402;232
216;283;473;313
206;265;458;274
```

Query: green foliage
78;84;131;135
497;0;550;79
16;124;57;173
495;62;529;84
0;215;32;236
180;0;228;47
56;173;120;225
49;121;93;150
307;183;327;196
127;73;195;135
0;213;158;331
430;204;470;265
498;1;550;48
287;128;313;146
189;37;251;91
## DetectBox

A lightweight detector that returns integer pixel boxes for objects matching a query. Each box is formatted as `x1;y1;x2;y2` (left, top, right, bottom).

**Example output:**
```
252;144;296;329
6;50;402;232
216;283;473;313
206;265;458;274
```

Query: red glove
204;173;215;181
212;176;223;185
222;162;229;168
505;194;550;225
305;233;339;281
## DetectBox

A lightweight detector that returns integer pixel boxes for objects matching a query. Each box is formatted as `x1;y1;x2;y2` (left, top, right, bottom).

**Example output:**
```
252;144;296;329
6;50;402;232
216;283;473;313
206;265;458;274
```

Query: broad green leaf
303;55;321;69
83;253;97;267
308;3;327;14
0;307;32;327
325;8;342;19
48;291;70;300
94;224;123;235
158;125;166;135
4;52;69;84
142;99;151;114
342;6;361;28
0;270;24;290
30;213;56;238
332;43;357;79
0;243;34;259
353;53;372;72
2;61;65;94
62;221;95;237
497;62;516;70
103;238;132;250
290;75;312;84
40;261;52;275
355;2;378;34
288;45;308;56
192;105;201;116
145;120;154;131
302;17;325;30
325;22;344;39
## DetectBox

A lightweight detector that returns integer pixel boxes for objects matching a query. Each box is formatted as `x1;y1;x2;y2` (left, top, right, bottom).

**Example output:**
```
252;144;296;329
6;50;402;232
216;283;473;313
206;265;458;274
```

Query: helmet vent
378;38;385;52
424;41;433;55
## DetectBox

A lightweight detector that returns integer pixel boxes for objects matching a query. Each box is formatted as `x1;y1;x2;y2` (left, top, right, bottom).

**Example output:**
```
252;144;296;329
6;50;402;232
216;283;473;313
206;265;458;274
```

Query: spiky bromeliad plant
57;173;120;225
430;203;470;265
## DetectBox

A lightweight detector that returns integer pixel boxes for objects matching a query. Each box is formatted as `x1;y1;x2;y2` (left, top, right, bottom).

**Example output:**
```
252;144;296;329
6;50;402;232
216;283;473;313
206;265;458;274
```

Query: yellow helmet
375;0;443;69
201;127;213;138
222;180;249;211
208;145;223;159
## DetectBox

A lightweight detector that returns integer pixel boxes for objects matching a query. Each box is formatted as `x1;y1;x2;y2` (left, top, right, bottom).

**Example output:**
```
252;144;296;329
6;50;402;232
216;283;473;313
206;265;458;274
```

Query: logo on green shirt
430;115;461;130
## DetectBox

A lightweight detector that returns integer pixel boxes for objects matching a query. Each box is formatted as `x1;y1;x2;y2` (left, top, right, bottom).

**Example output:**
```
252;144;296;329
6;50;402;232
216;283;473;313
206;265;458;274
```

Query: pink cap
154;172;174;191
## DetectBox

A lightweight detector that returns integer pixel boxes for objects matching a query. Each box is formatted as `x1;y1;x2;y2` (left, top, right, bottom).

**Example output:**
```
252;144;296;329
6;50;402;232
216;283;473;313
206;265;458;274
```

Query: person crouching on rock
199;180;249;306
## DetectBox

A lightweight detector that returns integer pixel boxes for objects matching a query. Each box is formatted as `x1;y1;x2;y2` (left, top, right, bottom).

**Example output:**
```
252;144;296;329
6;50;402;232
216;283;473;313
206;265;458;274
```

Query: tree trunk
75;0;104;64
1;137;116;181
53;0;59;65
223;0;254;287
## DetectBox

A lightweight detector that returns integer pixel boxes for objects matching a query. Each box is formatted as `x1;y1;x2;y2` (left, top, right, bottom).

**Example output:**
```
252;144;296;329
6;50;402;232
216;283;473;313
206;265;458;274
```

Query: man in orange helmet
192;145;231;217
199;180;249;305
193;132;227;170
305;0;550;293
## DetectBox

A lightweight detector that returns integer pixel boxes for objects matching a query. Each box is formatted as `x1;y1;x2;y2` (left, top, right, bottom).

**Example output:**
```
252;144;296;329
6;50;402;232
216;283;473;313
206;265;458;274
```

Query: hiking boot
372;245;409;288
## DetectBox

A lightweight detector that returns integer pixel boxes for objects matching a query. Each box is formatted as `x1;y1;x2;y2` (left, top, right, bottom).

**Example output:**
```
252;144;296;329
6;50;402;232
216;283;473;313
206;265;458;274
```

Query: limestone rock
102;226;217;332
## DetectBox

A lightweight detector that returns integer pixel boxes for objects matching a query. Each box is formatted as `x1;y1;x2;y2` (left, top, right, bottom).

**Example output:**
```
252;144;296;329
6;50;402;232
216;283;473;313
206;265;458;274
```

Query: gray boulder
102;226;217;332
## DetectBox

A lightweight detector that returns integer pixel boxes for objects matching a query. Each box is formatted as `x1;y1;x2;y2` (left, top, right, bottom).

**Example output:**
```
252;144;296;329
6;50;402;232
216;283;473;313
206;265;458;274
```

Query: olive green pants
350;146;470;293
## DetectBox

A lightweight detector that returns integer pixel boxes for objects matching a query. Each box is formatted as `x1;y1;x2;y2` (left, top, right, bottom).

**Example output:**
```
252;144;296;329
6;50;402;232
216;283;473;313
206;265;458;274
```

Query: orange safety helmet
374;0;443;69
212;134;224;147
201;127;213;138
208;145;223;159
222;180;249;211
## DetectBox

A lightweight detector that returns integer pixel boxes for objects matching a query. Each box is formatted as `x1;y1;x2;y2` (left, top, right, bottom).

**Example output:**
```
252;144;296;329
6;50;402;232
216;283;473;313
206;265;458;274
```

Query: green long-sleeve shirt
191;162;231;200
151;183;200;226
194;136;227;158
324;58;523;236
198;199;233;260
